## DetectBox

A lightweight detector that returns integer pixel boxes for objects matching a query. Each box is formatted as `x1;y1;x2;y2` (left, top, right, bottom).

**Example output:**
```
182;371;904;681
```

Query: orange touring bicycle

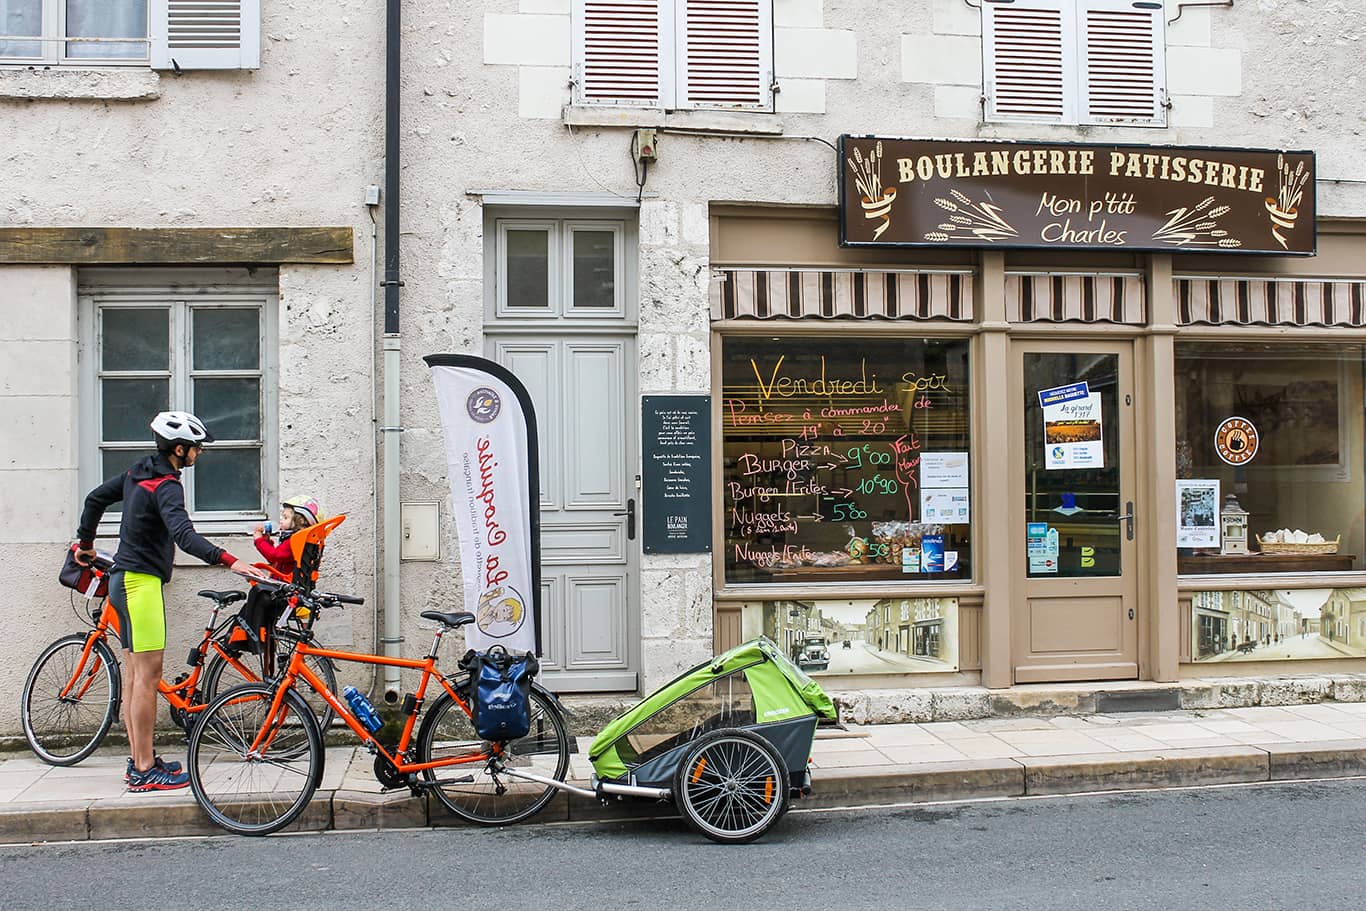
21;519;347;766
186;579;573;835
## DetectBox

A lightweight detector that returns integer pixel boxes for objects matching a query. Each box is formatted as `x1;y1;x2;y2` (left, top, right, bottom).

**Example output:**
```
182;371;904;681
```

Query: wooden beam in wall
0;227;354;264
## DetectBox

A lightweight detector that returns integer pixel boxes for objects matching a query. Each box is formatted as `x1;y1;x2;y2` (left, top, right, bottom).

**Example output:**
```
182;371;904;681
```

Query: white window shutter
150;0;261;70
1079;0;1165;125
982;0;1074;123
573;0;666;107
674;0;772;111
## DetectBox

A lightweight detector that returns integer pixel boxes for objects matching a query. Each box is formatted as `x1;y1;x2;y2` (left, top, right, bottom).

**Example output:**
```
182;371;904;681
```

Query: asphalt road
2;779;1364;910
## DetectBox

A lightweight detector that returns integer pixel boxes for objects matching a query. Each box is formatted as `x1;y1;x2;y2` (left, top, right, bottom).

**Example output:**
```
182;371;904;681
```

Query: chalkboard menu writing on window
722;338;972;584
642;395;712;554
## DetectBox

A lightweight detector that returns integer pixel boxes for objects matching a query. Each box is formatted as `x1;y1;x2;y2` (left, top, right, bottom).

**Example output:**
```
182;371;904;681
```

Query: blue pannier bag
467;645;538;741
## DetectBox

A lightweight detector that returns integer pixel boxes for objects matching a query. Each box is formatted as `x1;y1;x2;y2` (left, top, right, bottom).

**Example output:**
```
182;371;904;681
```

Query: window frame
78;270;279;535
0;0;149;67
714;328;977;593
981;0;1167;128
493;216;629;320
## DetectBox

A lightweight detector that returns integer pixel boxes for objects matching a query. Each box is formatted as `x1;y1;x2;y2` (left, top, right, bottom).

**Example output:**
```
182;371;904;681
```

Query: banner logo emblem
476;584;526;638
467;387;502;423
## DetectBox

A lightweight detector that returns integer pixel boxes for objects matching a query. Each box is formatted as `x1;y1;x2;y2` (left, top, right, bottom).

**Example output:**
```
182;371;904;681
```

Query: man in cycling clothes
75;411;267;791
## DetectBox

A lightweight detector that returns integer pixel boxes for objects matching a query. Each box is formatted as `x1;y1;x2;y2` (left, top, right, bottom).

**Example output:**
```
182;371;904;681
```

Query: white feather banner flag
425;354;541;655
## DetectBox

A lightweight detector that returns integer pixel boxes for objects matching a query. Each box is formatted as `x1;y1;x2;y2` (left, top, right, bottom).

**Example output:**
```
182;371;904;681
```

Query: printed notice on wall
919;451;970;524
642;395;711;554
1039;382;1104;470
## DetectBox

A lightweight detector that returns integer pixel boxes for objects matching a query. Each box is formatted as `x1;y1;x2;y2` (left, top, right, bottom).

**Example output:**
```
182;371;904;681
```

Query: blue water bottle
262;521;275;535
343;685;384;733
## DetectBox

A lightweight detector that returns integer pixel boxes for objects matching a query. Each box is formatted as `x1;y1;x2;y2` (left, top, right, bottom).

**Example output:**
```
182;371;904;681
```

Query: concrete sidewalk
3;700;1366;843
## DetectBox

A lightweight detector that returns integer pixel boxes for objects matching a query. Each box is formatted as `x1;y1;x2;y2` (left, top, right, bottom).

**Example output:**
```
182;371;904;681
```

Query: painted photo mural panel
740;598;959;675
1190;589;1366;662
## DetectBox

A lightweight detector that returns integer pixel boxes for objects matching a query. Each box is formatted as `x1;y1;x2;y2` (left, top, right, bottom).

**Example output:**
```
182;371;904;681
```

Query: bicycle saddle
198;590;246;605
420;610;476;628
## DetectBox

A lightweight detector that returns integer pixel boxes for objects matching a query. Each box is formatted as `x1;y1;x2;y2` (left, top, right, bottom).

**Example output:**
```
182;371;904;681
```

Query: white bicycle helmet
150;411;215;447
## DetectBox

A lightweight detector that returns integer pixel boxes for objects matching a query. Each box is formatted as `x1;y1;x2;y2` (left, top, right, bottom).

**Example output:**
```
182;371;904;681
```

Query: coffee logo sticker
1215;416;1259;465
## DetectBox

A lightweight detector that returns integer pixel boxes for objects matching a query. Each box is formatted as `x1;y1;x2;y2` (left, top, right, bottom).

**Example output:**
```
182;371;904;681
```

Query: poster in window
1176;479;1220;549
1039;382;1104;470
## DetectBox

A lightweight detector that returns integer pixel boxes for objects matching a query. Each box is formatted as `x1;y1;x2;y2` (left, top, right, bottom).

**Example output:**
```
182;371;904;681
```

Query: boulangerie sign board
426;354;542;655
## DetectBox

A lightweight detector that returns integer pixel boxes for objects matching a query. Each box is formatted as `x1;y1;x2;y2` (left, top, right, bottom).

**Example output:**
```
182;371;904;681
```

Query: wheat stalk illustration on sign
847;142;897;239
1265;154;1308;250
923;191;1018;243
1152;196;1242;247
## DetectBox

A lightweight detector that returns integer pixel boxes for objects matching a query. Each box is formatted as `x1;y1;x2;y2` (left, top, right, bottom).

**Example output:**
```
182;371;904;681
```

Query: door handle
1116;501;1134;541
613;498;636;540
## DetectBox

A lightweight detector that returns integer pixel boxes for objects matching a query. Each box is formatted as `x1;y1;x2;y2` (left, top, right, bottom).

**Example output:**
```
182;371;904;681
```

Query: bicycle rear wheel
22;633;121;766
188;684;323;836
200;644;337;732
416;684;570;826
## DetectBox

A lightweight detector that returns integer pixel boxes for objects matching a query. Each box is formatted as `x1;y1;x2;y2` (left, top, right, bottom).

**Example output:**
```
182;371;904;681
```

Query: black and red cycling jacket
76;452;238;582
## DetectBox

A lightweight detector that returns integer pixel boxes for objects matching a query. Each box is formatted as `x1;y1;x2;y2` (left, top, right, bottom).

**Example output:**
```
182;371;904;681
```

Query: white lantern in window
1221;495;1249;555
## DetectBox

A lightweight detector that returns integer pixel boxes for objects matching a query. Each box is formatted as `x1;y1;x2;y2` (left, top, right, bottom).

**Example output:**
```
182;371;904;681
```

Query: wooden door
1011;340;1139;682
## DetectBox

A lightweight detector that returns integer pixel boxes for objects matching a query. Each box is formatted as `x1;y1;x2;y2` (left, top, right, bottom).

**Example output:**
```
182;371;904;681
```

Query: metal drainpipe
380;0;404;703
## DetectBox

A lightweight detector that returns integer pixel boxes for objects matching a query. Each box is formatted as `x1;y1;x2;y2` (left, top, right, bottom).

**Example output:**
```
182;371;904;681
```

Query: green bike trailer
587;637;837;842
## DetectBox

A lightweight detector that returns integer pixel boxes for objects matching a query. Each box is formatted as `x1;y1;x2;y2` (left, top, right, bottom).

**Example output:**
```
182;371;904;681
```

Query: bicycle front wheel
22;633;121;766
416;684;570;826
188;684;323;836
200;645;337;732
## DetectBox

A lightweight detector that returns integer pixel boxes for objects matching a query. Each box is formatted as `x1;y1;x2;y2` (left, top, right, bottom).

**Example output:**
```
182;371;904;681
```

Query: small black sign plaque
642;395;711;555
839;136;1315;255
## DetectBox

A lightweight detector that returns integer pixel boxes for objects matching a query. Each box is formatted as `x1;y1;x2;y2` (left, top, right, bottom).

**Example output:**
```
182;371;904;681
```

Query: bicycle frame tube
273;640;487;773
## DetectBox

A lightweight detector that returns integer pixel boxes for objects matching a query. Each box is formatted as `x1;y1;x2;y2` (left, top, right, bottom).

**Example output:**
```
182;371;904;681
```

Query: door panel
1028;597;1124;652
565;342;626;508
568;576;628;666
1012;341;1138;682
491;334;638;692
498;342;561;509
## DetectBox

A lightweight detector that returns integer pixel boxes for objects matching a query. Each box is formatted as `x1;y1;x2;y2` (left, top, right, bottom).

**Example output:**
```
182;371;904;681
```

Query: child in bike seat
252;494;321;577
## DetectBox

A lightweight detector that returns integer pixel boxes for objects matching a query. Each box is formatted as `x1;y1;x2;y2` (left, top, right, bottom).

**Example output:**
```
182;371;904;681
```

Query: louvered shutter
574;0;666;107
1079;0;1165;125
675;0;772;111
982;0;1074;123
149;0;260;70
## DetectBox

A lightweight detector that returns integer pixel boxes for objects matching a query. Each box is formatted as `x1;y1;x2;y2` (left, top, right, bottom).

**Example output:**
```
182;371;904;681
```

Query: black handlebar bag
59;548;110;600
464;645;539;741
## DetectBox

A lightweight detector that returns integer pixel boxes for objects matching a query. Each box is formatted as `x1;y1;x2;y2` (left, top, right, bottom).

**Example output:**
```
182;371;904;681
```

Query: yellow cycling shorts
109;571;166;653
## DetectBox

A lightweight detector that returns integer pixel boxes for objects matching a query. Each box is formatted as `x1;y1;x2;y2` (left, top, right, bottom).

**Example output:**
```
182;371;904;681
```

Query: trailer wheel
673;728;789;844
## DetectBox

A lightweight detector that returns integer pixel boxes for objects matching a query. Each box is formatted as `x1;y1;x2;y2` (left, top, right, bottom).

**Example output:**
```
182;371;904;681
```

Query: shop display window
1174;342;1366;575
721;336;971;585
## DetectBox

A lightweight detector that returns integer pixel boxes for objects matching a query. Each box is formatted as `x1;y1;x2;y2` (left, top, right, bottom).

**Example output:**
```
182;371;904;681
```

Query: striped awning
1006;273;1146;324
710;269;974;321
1176;277;1366;327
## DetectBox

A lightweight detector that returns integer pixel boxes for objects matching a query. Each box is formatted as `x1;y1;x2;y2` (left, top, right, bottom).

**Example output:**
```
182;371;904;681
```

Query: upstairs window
0;1;260;69
573;0;774;111
982;0;1166;126
0;1;148;63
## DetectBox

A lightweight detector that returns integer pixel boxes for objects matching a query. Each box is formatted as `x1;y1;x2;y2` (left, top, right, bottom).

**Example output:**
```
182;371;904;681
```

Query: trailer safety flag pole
424;354;542;656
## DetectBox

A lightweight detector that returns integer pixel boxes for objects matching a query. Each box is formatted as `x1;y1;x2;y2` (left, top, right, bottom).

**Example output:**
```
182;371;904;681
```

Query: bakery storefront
710;137;1366;689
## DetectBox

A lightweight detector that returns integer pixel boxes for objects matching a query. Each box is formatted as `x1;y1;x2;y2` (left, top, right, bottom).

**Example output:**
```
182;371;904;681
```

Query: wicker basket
1255;534;1340;555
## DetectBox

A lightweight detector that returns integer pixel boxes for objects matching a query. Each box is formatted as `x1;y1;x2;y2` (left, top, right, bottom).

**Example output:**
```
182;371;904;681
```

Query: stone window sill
563;104;783;136
0;66;160;101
